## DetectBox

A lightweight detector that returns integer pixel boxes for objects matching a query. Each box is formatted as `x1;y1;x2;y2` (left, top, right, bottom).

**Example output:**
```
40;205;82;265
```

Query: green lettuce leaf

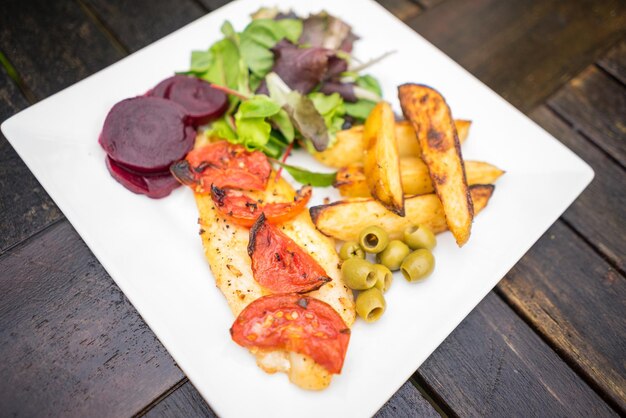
344;99;376;120
356;74;382;96
233;95;282;150
276;162;336;187
240;19;303;77
309;92;345;137
205;118;237;140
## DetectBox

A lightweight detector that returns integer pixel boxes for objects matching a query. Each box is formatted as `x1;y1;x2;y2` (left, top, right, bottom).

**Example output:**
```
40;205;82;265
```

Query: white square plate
2;0;593;416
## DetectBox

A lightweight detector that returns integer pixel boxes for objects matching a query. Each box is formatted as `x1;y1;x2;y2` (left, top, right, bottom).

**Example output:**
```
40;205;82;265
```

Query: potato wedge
362;101;404;216
310;185;494;242
313;119;471;168
335;159;504;198
399;84;473;246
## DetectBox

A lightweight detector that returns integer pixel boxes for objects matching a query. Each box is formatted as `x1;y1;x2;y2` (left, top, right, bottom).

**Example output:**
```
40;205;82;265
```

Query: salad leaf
270;109;295;142
299;11;358;52
235;117;273;149
266;72;330;151
233;95;282;150
356;74;382;96
190;50;213;73
309;92;345;136
197;37;241;90
260;40;334;94
205;118;237;140
237;94;281;118
240;19;303;78
344;99;377;120
276;162;336;187
319;81;357;102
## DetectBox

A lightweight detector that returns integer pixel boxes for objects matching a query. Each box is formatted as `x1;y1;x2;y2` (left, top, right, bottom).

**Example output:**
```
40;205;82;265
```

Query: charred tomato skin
176;141;271;192
230;294;351;374
248;214;331;294
210;184;312;227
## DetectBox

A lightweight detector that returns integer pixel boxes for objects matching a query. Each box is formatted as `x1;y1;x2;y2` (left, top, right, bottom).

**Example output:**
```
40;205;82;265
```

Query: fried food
399;84;474;246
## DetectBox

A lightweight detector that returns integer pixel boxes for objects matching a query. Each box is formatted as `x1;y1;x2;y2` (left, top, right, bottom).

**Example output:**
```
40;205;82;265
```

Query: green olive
358;225;389;253
356;288;386;322
372;264;393;293
338;241;365;260
376;240;411;271
401;249;435;282
403;224;437;250
341;258;377;290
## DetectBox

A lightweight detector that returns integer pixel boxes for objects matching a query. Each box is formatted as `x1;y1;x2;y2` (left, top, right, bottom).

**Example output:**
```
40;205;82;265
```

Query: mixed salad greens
182;8;388;184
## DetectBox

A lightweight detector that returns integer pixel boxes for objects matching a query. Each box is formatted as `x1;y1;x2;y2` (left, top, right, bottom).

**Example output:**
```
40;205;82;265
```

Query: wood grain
0;68;63;253
196;0;232;12
529;106;625;271
374;381;440;418
143;381;217;418
416;291;617;417
376;0;422;21
0;0;125;100
0;221;184;417
83;0;204;52
143;376;440;417
499;220;626;412
598;40;626;84
406;0;626;112
548;65;626;168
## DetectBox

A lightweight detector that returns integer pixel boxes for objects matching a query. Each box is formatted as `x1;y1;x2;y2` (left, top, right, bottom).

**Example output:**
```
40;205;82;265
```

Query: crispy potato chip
399;84;473;246
310;185;494;242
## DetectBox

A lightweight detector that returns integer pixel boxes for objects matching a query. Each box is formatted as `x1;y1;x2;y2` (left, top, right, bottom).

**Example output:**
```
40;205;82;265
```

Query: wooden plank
598;40;626;85
143;381;217;418
413;0;444;8
415;291;617;417
0;67;63;253
374;381;440;418
529;106;625;271
406;0;626;112
83;0;204;52
548;65;626;168
0;221;184;417
196;0;232;12
498;220;626;411
144;378;440;417
0;0;125;100
376;0;422;21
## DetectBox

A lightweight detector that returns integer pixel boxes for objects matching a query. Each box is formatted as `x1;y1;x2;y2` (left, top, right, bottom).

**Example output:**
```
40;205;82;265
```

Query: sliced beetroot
148;75;189;98
105;156;180;199
166;76;228;125
99;96;195;173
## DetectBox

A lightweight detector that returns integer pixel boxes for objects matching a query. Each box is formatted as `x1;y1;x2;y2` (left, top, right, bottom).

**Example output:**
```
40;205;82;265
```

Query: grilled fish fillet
194;173;355;390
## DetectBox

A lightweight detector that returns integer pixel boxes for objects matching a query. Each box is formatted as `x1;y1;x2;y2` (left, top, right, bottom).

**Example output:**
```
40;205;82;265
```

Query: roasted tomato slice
231;294;351;374
248;213;331;293
170;141;271;192
211;184;312;227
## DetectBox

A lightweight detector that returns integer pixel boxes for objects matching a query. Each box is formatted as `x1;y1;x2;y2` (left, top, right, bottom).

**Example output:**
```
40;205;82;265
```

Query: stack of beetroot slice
99;75;228;198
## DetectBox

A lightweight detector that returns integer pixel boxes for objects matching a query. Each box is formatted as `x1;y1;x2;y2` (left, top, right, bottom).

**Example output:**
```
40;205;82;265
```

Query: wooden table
1;0;624;416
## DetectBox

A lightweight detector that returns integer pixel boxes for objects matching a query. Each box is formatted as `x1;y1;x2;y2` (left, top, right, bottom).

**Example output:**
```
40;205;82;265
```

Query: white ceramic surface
1;0;593;416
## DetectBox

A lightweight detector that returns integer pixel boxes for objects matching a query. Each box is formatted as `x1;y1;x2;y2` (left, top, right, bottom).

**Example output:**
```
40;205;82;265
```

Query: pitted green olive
401;249;435;282
376;240;410;271
403;224;437;250
358;225;389;253
372;264;393;293
341;258;377;290
356;288;386;322
339;241;365;260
